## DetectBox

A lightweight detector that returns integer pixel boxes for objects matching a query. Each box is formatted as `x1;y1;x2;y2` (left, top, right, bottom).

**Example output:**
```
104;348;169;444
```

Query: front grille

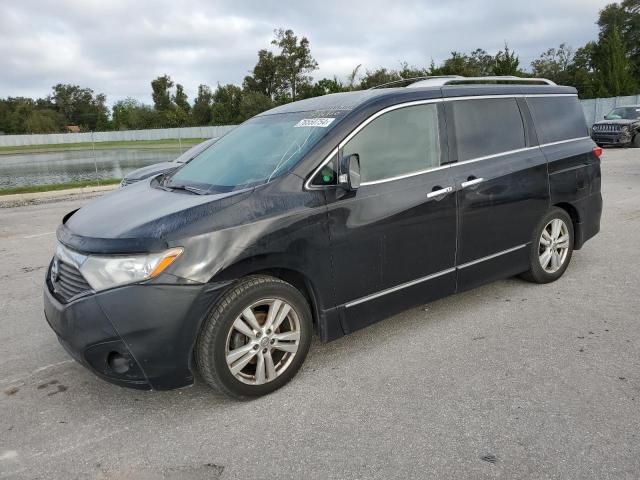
592;123;622;133
51;260;92;303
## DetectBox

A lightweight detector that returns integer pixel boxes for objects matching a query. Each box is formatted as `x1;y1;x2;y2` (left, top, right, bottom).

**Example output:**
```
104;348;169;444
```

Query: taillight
592;146;603;158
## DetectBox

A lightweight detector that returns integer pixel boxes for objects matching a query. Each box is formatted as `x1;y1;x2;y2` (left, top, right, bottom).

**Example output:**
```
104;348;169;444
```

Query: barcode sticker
294;118;336;128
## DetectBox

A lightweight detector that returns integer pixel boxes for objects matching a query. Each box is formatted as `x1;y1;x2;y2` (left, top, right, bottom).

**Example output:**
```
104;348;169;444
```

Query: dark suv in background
44;77;602;399
591;105;640;147
120;138;218;187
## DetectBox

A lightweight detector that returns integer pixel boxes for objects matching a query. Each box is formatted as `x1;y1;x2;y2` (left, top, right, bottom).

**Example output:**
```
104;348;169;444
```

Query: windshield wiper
157;173;209;194
167;183;209;195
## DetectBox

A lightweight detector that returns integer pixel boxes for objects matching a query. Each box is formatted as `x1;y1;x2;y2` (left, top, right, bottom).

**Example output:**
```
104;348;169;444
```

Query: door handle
461;177;484;188
426;186;453;198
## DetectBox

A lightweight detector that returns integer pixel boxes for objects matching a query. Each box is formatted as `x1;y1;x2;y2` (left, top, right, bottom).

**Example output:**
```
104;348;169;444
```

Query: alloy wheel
224;298;301;385
538;218;570;273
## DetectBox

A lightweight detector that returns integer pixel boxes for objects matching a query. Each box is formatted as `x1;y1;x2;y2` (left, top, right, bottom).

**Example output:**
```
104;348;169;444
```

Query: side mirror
339;153;361;190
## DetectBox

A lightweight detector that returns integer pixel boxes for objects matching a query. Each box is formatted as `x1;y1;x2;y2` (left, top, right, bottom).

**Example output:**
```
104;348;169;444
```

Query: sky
0;0;612;105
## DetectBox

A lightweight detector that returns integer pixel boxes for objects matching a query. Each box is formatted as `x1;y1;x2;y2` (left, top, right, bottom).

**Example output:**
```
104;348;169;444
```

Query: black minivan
44;78;602;398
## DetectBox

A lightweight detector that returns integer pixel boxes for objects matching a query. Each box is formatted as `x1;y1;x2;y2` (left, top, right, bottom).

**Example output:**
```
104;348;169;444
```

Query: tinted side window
527;96;588;144
451;98;526;161
341;104;440;183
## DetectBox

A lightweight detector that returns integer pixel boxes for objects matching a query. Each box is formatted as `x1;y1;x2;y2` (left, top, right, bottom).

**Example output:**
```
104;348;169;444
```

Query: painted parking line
0;359;74;386
23;231;55;239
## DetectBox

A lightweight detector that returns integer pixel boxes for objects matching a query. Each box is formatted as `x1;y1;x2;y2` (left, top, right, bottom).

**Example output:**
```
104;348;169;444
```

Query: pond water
0;148;183;189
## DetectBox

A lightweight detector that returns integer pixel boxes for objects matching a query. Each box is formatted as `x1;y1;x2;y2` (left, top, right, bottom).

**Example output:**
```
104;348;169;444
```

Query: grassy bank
0;138;207;155
0;178;121;196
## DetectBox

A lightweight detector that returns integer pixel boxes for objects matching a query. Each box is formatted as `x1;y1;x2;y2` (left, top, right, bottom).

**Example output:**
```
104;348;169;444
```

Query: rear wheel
521;208;574;284
195;275;312;399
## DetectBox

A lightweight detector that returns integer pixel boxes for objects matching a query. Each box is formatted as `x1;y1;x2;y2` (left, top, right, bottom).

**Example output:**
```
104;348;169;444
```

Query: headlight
79;248;183;291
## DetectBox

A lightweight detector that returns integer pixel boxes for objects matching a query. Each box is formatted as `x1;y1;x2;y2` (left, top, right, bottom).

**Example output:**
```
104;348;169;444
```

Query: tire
632;134;640;148
195;275;313;399
520;208;574;284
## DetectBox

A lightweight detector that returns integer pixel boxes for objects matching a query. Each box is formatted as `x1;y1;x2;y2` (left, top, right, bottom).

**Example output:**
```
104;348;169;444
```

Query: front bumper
43;277;228;390
591;132;632;146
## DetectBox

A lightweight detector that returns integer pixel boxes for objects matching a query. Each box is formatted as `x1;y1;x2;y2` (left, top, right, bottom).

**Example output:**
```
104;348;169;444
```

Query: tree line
1;0;638;135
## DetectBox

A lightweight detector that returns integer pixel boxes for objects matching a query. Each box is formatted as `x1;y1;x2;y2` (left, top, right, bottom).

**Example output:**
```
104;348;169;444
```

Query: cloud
0;0;609;105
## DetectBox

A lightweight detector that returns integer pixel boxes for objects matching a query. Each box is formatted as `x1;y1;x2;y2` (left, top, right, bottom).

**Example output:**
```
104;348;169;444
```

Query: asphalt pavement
1;148;639;479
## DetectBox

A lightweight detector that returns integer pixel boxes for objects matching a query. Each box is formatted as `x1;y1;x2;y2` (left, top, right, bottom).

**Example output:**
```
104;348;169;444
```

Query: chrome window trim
360;164;450;186
452;146;539;167
447;135;591;167
538;136;592;148
345;267;456;308
304;93;580;190
525;93;578;98
344;243;530;309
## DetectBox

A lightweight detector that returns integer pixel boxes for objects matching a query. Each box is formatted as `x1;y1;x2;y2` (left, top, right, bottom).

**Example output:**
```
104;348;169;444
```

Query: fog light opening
107;351;130;374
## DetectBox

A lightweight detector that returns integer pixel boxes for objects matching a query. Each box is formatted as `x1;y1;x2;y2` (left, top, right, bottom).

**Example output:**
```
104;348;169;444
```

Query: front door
317;102;458;333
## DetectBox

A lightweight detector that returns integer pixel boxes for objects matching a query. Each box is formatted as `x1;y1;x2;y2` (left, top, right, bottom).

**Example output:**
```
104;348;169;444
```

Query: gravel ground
1;148;639;479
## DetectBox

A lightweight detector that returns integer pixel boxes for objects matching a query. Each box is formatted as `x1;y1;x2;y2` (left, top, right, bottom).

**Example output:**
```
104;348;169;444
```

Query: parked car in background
120;138;218;186
44;77;602;399
591;105;640;148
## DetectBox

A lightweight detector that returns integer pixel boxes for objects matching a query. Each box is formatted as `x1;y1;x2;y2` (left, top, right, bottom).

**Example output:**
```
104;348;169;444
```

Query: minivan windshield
173;138;217;163
166;112;338;193
606;107;640;120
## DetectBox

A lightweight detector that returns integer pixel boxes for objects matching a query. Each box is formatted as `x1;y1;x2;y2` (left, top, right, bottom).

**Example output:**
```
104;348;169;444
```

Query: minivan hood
64;178;253;244
125;161;179;181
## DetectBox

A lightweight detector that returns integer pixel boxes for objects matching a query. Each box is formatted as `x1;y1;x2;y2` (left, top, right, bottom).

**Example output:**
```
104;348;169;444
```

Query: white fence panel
0;125;237;147
581;95;640;125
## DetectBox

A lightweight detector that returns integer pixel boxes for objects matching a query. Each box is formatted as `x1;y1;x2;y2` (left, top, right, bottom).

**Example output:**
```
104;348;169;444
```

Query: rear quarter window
526;96;588;145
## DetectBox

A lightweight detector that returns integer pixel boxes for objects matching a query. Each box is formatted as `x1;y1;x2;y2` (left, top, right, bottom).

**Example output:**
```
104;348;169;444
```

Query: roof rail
368;75;556;89
408;76;556;88
368;76;462;90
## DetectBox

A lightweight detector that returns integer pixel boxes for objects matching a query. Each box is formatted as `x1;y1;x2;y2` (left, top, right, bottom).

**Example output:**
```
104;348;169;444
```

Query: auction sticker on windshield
294;118;336;128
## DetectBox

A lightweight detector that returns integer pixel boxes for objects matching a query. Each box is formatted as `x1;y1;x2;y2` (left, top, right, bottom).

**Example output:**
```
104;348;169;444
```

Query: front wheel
521;208;574;284
195;275;313;399
632;134;640;148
